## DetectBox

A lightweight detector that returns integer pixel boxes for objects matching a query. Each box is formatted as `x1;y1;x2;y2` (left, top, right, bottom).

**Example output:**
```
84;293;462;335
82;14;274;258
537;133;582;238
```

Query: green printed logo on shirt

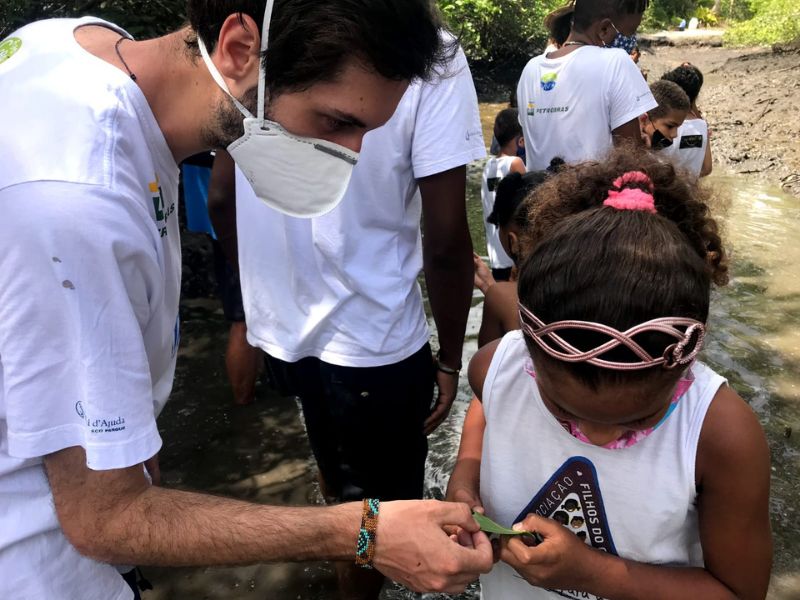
0;37;22;65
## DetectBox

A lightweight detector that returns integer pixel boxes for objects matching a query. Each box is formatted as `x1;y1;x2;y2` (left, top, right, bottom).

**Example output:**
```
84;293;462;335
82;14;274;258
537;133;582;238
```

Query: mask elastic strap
257;0;276;121
197;36;254;119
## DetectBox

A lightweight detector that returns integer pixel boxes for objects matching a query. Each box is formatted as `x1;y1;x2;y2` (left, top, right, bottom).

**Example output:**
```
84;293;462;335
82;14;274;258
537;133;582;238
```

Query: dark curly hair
488;158;565;229
647;80;691;120
518;147;727;389
186;0;450;94
661;64;704;105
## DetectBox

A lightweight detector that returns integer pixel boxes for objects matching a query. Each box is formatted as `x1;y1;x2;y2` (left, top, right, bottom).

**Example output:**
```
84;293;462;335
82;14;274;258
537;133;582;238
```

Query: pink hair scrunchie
603;171;657;213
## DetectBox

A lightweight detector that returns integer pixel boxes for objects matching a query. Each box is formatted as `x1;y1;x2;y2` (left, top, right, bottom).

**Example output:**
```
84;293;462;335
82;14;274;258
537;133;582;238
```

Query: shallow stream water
148;145;800;598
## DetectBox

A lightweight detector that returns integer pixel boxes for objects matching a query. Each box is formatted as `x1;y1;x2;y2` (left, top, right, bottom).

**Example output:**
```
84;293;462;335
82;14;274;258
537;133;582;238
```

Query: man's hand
374;500;493;593
500;514;595;591
424;369;458;435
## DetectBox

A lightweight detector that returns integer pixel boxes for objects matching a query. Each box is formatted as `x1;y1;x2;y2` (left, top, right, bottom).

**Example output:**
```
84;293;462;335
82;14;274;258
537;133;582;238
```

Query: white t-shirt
516;46;657;171
661;118;709;177
479;332;725;598
480;156;518;269
237;43;485;367
0;18;180;600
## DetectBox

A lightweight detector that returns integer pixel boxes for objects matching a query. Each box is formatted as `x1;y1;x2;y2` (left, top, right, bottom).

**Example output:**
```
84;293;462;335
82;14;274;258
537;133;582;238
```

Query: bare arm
446;341;500;508
700;133;713;177
45;446;493;592
420;165;474;434
502;386;772;599
446;397;485;511
206;150;239;271
478;283;518;348
510;157;526;175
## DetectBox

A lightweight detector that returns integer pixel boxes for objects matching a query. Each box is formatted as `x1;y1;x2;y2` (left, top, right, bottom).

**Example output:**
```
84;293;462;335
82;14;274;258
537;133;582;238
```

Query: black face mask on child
651;128;673;150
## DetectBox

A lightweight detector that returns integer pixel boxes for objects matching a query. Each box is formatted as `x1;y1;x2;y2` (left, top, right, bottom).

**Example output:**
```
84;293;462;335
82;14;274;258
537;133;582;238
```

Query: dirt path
638;43;800;197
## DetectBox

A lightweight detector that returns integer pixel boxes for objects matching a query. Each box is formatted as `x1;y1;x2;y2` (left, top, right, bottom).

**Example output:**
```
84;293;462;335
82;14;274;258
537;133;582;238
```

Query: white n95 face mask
198;0;358;218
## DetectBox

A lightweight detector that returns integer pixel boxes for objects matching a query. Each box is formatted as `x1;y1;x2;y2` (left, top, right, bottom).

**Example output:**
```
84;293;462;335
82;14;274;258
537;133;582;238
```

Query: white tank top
479;331;725;599
661;118;709;177
481;156;519;269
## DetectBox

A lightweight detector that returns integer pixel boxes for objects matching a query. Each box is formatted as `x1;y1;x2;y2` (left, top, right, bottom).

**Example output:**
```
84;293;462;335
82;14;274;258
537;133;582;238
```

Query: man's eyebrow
328;109;366;129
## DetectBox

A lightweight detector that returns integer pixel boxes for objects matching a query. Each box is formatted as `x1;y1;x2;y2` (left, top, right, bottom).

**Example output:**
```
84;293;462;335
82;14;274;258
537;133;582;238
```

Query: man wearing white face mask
0;2;494;599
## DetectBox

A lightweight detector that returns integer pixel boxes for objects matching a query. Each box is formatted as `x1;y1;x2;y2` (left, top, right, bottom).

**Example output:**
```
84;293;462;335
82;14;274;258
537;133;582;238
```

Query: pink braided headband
603;171;656;213
518;303;706;371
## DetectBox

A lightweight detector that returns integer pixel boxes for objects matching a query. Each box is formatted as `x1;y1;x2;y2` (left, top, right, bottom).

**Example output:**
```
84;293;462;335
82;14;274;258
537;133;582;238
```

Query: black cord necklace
114;36;137;82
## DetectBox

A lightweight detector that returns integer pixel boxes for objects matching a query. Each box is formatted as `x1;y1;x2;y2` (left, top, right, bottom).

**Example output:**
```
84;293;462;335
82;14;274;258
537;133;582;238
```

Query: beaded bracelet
355;498;380;569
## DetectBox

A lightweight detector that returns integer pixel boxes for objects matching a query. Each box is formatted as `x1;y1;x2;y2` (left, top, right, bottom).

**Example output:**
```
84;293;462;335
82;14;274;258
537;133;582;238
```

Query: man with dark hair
0;2;492;599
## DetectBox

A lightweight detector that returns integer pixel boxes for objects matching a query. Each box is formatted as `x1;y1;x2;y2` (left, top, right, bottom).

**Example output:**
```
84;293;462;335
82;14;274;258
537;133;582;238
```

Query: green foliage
694;6;719;26
437;0;563;62
642;0;698;30
724;0;800;45
1;1;185;40
641;0;752;29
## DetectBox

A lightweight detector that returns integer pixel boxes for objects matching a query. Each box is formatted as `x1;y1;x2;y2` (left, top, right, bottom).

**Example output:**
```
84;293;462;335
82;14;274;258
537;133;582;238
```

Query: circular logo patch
0;37;22;65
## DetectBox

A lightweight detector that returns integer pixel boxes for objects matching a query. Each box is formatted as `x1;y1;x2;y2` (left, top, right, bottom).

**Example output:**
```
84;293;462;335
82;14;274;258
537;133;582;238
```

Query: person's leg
225;321;261;405
319;344;436;600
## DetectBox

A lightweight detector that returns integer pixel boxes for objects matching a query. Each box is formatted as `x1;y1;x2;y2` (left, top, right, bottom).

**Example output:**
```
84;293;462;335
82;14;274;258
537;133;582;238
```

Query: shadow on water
148;166;800;598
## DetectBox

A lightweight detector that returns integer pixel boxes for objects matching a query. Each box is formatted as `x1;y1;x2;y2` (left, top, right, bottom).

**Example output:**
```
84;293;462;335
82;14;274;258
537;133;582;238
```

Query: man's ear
517;136;525;149
214;13;262;96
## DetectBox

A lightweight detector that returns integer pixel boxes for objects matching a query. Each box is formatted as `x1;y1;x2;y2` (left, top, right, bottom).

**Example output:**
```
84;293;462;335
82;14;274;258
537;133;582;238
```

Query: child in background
640;79;690;150
661;63;713;176
448;148;771;599
477;159;564;347
481;108;526;281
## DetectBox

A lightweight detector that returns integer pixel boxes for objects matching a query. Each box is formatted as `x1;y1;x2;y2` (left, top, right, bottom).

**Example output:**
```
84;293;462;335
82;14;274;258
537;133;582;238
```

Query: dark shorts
265;343;436;501
492;267;513;282
212;240;245;322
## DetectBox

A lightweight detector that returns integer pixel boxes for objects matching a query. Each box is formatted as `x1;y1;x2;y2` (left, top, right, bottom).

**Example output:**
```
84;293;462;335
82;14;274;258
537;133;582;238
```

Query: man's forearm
76;484;361;566
47;448;361;567
424;250;472;367
419;166;473;368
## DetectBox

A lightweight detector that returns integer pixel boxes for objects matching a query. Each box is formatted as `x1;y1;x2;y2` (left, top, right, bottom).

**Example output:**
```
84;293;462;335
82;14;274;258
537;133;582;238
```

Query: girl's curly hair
523;147;727;285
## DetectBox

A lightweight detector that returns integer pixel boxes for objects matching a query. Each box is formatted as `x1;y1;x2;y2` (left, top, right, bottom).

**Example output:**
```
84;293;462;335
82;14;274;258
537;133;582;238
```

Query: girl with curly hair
448;148;771;599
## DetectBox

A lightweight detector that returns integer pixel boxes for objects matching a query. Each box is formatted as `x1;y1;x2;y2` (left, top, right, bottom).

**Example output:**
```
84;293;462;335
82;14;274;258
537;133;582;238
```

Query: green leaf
472;511;530;536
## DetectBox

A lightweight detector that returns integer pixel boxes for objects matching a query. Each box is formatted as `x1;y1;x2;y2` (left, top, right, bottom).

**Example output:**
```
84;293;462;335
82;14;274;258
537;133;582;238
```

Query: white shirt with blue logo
516;46;657;171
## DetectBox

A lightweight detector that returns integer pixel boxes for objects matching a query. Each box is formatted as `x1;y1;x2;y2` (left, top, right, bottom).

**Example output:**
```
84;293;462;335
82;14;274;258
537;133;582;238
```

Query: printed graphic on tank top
513;456;617;600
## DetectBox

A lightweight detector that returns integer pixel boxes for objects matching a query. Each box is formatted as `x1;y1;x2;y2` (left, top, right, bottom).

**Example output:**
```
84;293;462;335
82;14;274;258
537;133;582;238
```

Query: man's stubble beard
201;86;261;150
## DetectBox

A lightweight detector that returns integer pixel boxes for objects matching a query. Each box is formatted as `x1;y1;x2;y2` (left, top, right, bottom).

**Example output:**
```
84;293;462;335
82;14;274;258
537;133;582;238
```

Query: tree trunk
712;0;722;15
